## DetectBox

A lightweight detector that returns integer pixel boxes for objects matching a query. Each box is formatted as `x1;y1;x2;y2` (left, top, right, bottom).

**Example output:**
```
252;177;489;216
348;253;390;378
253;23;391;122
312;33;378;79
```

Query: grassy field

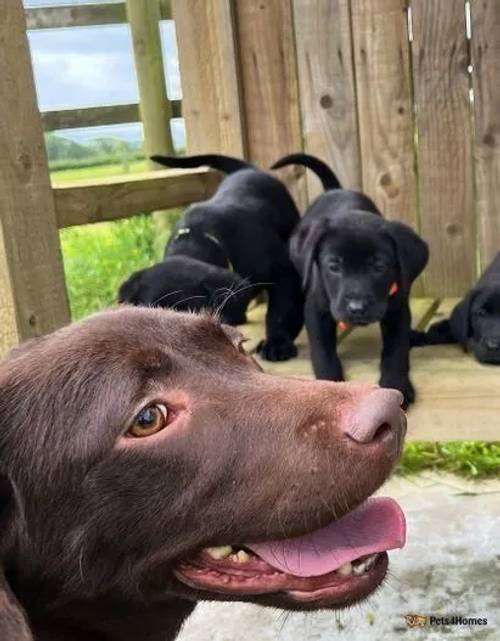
52;161;499;479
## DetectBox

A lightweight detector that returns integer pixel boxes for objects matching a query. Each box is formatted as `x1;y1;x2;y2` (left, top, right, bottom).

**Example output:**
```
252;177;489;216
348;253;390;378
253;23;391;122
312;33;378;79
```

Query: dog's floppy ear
0;470;32;640
290;219;329;290
383;221;429;289
449;289;478;349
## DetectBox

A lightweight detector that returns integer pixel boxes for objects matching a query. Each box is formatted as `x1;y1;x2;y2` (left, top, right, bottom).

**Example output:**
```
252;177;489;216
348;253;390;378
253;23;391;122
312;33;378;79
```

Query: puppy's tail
150;154;253;174
271;153;342;191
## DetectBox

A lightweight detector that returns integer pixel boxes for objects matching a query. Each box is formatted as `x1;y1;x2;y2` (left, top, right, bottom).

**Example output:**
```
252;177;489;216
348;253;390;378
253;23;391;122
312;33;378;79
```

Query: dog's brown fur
0;307;404;640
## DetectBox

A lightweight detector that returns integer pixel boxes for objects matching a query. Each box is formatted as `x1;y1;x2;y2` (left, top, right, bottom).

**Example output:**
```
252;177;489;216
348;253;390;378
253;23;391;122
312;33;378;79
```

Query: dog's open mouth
174;497;405;607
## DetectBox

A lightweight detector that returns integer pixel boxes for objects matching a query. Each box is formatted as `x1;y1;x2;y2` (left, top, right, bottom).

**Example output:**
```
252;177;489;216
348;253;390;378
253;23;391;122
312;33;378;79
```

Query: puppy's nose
344;388;405;443
346;299;369;317
485;337;500;351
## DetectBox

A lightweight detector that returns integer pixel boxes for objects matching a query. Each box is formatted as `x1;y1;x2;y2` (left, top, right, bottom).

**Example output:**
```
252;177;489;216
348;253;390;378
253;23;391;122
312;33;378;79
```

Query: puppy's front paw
257;339;298;362
380;376;415;409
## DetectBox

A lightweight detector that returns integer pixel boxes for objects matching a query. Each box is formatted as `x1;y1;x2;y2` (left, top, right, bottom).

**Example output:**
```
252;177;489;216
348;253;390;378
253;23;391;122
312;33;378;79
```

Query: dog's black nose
485;337;500;351
346;299;369;317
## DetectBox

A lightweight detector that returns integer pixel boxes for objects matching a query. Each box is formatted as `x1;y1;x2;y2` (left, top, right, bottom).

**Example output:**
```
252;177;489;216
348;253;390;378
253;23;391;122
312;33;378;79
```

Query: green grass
60;215;157;320
51;159;148;182
398;441;500;479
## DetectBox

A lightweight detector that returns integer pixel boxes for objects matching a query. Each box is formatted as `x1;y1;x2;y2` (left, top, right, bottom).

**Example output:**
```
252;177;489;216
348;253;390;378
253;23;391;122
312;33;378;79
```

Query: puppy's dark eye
129;404;168;438
474;307;487;318
329;259;342;274
373;260;387;273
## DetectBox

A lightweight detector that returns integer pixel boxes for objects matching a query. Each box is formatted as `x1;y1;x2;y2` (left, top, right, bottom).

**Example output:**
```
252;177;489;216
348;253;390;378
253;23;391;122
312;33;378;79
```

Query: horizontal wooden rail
25;1;171;30
53;167;221;228
41;100;182;131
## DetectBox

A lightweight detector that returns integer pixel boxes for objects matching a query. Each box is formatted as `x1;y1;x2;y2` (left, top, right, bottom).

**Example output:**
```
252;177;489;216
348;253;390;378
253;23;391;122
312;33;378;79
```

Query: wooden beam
0;0;70;354
470;0;500;271
25;1;171;30
411;0;476;296
234;0;307;207
53;168;221;228
41;101;182;132
171;0;246;156
293;0;361;198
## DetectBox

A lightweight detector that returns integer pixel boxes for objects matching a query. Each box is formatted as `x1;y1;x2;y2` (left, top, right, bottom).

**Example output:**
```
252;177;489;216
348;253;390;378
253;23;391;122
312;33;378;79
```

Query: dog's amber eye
129;404;168;437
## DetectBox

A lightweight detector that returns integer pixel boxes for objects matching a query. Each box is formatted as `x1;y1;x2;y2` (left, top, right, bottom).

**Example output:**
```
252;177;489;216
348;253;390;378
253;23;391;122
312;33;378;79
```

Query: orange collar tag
338;321;349;332
389;282;399;296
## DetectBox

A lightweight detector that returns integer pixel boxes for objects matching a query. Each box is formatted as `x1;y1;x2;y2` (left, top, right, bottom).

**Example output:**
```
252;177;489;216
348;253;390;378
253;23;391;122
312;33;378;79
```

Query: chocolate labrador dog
0;306;407;641
120;153;304;361
272;153;429;407
411;252;500;363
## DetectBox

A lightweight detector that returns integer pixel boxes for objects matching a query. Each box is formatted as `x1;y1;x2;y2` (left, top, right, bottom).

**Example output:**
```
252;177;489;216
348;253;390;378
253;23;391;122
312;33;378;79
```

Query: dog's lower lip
173;551;388;607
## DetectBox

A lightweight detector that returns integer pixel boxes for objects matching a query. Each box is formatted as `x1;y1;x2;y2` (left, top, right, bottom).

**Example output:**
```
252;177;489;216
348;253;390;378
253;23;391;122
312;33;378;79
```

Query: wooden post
0;0;70;355
171;0;246;156
125;0;176;255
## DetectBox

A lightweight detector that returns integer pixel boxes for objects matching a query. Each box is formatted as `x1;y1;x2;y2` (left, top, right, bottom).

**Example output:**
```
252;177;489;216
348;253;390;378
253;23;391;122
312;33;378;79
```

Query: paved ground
178;473;500;641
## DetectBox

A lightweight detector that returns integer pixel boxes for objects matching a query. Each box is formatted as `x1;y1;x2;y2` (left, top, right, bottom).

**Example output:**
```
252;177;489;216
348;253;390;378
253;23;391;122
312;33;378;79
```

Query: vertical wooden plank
351;0;417;228
293;0;361;199
171;0;246;156
234;0;307;207
411;0;475;296
0;0;70;354
126;0;176;252
470;0;500;271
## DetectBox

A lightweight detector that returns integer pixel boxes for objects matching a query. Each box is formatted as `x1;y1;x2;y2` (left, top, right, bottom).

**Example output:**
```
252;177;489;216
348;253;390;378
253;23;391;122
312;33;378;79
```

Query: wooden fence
1;0;500;354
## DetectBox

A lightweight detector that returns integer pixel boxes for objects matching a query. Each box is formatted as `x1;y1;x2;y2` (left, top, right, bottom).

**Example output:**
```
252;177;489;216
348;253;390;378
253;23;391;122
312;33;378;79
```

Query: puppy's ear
0;471;32;641
449;289;478;349
384;221;429;289
290;219;328;290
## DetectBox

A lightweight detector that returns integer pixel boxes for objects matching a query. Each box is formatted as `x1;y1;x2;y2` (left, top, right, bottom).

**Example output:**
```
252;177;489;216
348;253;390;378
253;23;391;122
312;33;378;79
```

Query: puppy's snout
344;388;406;445
346;298;369;316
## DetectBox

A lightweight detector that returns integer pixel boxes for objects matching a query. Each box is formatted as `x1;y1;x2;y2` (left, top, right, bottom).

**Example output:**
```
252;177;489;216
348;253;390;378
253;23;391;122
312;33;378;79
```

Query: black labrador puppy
272;153;429;406
120;154;304;361
411;252;500;363
119;256;252;326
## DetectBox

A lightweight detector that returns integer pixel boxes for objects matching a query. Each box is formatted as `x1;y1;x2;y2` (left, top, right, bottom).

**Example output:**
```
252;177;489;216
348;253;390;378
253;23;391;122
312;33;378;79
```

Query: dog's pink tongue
246;497;405;577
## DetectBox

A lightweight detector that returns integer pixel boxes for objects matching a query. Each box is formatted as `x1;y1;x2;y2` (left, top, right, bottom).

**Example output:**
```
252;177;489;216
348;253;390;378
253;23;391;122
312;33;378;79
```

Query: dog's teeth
235;550;251;563
336;562;353;576
205;546;233;559
353;561;367;575
353;553;378;574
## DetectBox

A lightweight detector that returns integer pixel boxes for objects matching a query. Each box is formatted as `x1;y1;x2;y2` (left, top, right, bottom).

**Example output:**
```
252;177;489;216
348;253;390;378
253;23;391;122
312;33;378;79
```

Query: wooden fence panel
470;0;500;271
0;0;69;354
411;0;476;296
351;0;417;229
293;0;361;200
172;0;245;156
234;0;307;207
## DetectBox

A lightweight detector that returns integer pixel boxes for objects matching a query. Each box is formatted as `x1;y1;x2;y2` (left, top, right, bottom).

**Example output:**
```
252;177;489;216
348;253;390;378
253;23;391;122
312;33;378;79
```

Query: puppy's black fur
273;153;429;406
135;154;304;361
119;256;251;326
411;252;500;364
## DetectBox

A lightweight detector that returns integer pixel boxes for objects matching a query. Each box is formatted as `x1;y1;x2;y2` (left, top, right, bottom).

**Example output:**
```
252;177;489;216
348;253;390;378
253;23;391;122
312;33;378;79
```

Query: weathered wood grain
172;0;245;156
351;0;417;226
53;168;221;228
470;0;500;271
411;0;476;296
0;0;70;354
234;0;307;207
292;0;361;199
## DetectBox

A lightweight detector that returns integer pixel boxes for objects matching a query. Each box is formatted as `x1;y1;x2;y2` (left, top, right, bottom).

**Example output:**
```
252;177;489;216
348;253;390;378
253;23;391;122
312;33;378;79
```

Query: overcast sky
24;0;184;147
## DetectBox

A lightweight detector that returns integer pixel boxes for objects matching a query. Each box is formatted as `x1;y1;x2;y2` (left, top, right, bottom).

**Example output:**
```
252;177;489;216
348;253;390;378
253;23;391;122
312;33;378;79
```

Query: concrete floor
178;473;500;641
